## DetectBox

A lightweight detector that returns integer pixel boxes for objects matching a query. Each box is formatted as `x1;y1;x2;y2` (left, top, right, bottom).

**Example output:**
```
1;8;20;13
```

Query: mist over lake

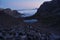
18;9;37;17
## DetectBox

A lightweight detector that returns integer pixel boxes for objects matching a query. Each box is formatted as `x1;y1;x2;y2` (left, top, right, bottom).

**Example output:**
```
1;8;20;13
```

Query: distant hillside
0;8;23;27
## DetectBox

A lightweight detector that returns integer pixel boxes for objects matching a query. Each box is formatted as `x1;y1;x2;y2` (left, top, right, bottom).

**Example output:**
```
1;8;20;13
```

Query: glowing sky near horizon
0;0;51;10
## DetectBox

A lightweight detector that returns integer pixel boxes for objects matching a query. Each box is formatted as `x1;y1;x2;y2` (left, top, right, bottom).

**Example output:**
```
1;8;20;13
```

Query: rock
4;8;22;18
35;0;60;35
0;8;23;27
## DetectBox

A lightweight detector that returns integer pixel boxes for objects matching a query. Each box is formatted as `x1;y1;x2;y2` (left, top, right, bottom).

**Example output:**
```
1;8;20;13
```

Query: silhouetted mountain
36;0;60;27
35;0;60;34
0;8;23;27
23;0;60;35
4;8;22;18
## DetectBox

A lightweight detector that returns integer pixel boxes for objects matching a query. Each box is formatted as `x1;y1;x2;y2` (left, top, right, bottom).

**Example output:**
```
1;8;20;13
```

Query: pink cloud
9;2;41;8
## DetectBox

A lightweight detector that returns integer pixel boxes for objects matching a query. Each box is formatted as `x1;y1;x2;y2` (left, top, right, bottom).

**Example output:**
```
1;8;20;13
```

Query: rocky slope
23;0;60;36
0;8;24;28
35;0;60;35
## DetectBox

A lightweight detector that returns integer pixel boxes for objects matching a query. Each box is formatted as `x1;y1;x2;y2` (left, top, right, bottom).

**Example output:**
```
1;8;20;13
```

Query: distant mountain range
17;8;38;11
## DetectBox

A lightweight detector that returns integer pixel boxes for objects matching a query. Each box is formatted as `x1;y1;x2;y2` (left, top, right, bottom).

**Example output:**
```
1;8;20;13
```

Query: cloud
0;0;51;9
9;2;42;9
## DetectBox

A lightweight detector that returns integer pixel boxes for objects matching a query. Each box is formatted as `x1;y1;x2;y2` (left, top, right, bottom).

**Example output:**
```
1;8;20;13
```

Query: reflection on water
24;19;38;23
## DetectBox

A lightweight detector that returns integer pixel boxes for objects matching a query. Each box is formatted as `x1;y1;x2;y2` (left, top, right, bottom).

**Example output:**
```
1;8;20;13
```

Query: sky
0;0;51;10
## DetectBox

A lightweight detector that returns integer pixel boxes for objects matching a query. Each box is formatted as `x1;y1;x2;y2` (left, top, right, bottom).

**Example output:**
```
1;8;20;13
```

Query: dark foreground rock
0;25;60;40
